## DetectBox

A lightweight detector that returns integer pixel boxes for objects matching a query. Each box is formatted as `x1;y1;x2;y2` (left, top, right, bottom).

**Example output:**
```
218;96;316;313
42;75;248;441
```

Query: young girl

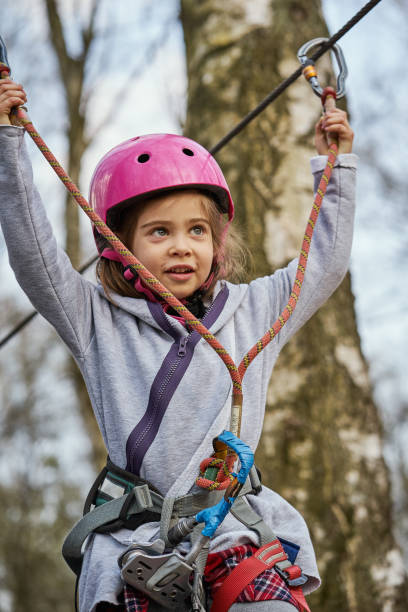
0;77;355;612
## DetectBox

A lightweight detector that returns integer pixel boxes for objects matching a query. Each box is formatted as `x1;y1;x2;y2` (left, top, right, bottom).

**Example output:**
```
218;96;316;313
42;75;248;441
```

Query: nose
168;232;192;256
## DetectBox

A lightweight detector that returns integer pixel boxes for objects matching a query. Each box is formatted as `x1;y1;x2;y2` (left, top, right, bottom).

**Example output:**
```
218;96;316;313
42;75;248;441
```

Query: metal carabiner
297;37;348;99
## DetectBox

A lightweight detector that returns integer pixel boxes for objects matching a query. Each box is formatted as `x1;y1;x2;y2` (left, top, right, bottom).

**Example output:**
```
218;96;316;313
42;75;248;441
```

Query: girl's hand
0;74;27;124
315;108;354;155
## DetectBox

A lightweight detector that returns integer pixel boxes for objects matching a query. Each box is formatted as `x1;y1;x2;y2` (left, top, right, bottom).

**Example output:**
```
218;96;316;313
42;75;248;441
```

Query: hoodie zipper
128;334;190;471
151;297;217;407
178;336;188;357
127;294;225;474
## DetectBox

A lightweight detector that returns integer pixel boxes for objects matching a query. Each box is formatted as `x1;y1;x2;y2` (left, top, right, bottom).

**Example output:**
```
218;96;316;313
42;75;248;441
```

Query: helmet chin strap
98;190;232;303
100;248;217;319
99;207;232;316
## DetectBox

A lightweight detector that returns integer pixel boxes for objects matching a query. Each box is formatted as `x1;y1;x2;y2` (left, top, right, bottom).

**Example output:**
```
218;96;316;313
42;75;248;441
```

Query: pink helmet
89;133;235;253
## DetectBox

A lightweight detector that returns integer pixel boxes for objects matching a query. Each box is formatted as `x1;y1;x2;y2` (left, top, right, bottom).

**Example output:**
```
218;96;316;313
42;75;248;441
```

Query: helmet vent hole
182;148;194;157
138;153;150;163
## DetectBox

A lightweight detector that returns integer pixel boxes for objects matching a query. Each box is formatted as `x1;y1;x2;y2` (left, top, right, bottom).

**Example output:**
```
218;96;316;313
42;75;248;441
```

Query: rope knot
196;454;236;491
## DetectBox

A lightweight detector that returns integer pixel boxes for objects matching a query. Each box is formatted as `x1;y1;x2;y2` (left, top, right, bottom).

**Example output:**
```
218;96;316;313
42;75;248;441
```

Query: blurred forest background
0;1;407;610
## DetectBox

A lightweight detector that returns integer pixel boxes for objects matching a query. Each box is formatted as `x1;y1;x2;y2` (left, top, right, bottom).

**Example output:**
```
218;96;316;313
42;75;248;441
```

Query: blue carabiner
195;430;254;538
297;37;348;99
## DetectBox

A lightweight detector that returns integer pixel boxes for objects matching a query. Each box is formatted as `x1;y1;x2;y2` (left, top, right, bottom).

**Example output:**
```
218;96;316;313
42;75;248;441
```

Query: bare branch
81;0;100;60
85;16;174;144
44;0;70;81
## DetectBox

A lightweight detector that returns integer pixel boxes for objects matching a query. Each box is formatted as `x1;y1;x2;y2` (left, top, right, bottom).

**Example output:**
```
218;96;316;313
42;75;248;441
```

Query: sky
1;0;407;541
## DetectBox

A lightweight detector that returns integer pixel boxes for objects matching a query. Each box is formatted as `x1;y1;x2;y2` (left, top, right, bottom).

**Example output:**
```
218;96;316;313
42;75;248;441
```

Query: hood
96;279;249;336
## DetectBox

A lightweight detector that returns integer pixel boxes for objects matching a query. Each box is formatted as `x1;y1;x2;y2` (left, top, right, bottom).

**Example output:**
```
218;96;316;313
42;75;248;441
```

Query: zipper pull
178;337;188;357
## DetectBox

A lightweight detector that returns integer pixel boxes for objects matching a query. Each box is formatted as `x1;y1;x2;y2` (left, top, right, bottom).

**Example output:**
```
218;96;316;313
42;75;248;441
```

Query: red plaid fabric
204;544;302;608
122;584;149;612
122;544;302;611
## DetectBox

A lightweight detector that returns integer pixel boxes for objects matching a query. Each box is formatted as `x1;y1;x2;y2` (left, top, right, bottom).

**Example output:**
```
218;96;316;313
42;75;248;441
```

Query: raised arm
244;110;356;349
0;79;95;356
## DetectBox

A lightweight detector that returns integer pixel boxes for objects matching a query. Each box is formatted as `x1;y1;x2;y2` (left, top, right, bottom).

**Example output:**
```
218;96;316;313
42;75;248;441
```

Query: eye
191;225;205;235
152;227;168;237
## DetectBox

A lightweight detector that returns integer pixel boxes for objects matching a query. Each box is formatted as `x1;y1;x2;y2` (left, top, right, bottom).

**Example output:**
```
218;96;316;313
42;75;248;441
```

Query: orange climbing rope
196;142;338;491
238;143;337;380
9;104;338;491
12;105;337;418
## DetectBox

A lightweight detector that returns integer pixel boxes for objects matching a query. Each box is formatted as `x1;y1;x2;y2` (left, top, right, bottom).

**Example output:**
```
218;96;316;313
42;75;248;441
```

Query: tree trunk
180;1;408;608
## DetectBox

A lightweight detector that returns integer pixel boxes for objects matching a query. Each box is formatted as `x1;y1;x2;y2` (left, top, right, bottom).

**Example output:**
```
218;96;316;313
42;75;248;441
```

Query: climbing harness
63;454;305;611
0;0;378;605
63;433;256;572
63;454;264;609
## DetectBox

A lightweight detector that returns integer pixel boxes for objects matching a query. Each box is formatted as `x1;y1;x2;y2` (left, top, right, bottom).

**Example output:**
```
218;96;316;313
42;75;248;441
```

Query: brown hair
96;190;250;301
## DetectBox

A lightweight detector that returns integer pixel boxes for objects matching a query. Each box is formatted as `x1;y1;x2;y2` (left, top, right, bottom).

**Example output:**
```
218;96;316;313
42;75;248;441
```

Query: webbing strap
160;496;176;544
63;487;228;575
191;522;211;577
210;540;308;612
230;496;275;547
288;584;311;612
62;466;258;575
173;488;225;516
62;485;162;574
160;468;258;545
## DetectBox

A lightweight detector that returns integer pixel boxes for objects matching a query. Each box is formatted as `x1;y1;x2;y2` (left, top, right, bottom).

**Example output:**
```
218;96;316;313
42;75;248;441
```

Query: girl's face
128;191;215;300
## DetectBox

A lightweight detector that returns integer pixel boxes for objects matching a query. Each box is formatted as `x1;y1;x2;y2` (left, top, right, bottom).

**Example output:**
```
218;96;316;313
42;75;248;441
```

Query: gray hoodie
0;125;357;610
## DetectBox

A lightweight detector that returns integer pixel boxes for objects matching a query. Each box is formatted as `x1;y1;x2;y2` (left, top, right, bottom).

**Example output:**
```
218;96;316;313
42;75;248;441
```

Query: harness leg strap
209;540;310;612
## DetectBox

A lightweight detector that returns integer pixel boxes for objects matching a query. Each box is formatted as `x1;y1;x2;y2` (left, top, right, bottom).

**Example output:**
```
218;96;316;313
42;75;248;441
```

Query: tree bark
180;1;408;608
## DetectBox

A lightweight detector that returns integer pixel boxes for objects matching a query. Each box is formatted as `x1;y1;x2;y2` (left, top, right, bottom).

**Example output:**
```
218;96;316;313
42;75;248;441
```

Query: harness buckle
248;464;262;495
119;484;153;521
123;264;138;282
275;564;308;587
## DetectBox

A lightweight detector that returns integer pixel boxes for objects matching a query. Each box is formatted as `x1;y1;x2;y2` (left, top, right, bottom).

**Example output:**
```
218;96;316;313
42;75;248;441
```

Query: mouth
165;265;195;279
165;265;194;273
